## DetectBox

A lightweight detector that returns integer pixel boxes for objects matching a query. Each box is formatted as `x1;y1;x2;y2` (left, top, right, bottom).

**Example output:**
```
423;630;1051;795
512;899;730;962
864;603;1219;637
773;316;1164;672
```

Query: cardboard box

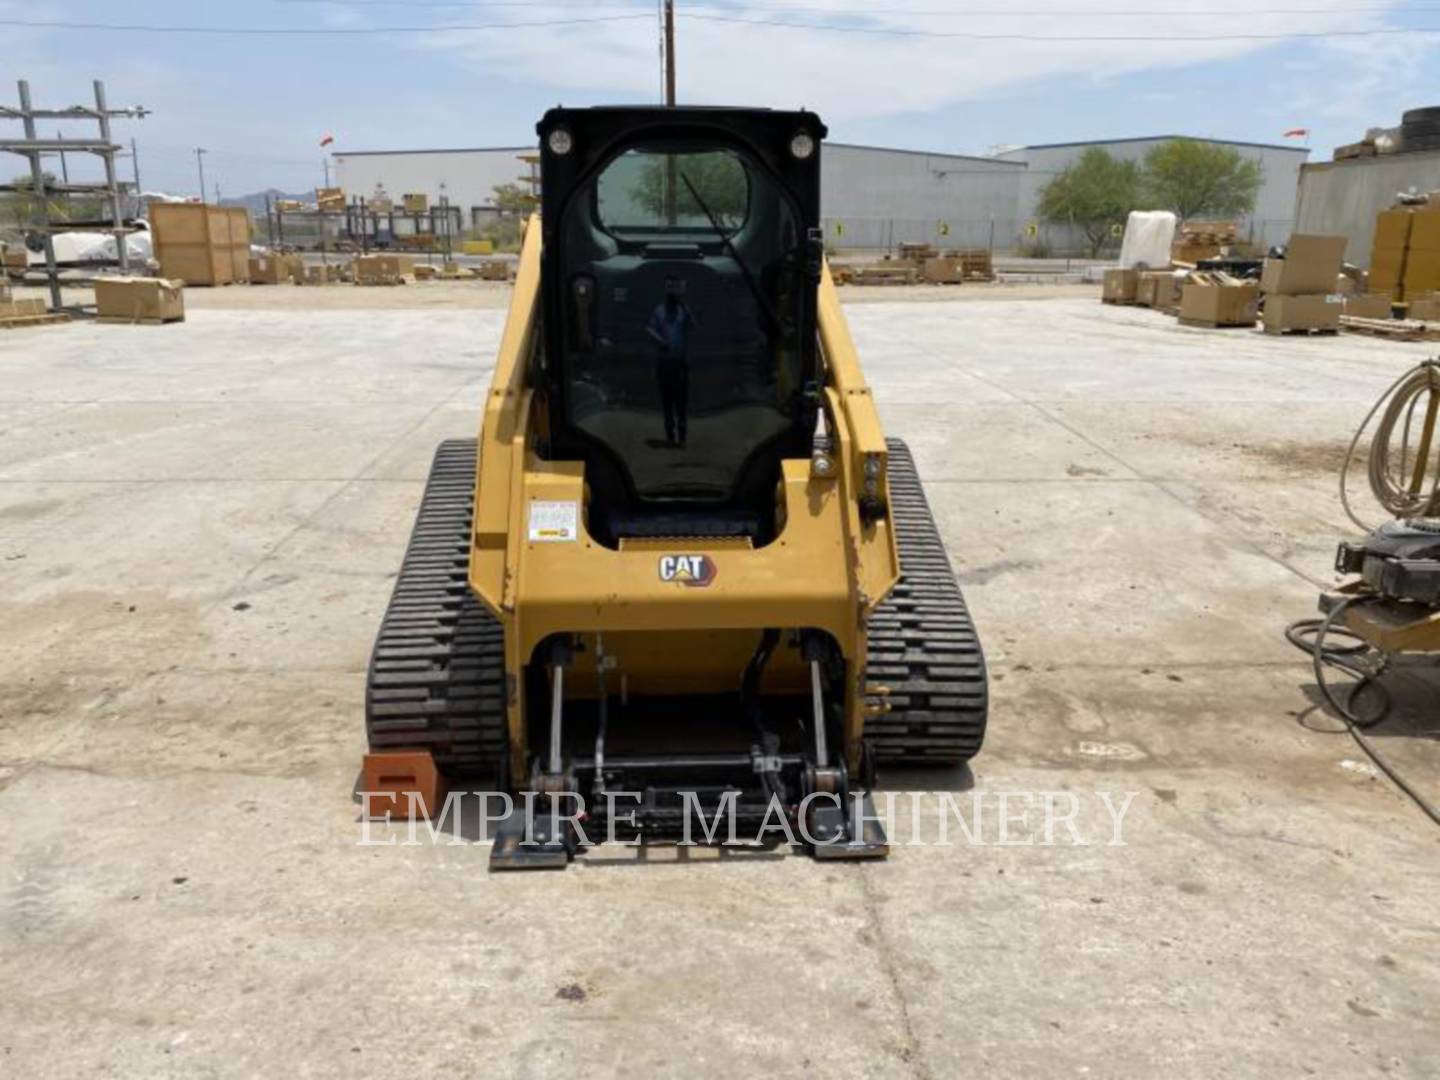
413;263;437;281
1407;293;1440;321
402;193;428;214
302;263;347;285
1102;268;1140;304
922;256;964;284
93;276;184;323
0;297;45;318
1261;234;1348;295
1374;209;1413;251
1136;270;1182;310
1404;248;1440;297
1343;293;1393;320
353;254;412;285
248;254;292;284
1370;247;1406;297
1263;293;1341;334
1179;282;1258;327
1408;209;1440;251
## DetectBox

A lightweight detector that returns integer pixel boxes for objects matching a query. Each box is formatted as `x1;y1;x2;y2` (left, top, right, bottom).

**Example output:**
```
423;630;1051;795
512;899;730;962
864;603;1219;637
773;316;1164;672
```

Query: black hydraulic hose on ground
1284;597;1440;828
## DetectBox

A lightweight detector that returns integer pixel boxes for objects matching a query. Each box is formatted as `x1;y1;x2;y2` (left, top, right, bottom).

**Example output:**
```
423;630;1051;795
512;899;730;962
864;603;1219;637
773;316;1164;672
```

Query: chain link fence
823;215;1298;258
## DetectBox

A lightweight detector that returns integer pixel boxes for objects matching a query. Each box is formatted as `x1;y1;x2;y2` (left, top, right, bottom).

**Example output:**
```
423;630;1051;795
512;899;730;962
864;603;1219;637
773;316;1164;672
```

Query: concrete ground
2;282;1438;1078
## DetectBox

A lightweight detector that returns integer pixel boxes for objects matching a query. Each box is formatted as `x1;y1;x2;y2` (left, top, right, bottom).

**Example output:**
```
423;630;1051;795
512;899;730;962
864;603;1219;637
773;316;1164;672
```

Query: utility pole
663;0;676;106
663;0;677;224
130;137;141;191
194;147;207;204
322;156;330;187
56;129;68;183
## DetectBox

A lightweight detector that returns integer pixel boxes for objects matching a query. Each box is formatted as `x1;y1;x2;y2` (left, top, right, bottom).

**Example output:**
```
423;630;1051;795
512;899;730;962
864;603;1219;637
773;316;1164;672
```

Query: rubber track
365;437;986;773
864;438;989;763
364;440;507;779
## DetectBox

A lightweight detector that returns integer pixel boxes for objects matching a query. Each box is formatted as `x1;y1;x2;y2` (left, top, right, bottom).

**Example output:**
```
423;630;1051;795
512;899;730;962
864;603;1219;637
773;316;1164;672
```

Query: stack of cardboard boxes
1403;205;1440;300
1369;195;1440;303
1259;234;1346;335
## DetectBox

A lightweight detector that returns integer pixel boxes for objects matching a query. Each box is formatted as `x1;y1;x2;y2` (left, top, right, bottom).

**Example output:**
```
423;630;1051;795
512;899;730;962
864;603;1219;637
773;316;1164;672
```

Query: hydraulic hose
1340;360;1440;531
1284;598;1440;828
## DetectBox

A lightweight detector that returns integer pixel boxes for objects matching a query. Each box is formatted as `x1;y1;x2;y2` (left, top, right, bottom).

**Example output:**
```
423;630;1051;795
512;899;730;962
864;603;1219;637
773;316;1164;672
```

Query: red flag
1283;128;1309;138
320;133;335;148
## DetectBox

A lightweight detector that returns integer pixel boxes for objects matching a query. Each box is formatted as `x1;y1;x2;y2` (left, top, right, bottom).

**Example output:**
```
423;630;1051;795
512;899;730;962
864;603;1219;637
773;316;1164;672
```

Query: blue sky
5;1;1439;196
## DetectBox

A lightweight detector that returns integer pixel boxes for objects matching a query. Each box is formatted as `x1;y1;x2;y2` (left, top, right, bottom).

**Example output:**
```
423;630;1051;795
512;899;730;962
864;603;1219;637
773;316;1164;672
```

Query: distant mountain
219;188;314;214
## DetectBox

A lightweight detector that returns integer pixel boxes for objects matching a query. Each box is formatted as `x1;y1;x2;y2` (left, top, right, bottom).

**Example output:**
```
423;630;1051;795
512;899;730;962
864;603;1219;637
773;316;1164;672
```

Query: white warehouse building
333;134;1307;253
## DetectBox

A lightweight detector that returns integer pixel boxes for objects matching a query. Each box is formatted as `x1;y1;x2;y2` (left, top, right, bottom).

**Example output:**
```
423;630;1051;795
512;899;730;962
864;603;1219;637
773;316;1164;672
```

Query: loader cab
537;107;827;549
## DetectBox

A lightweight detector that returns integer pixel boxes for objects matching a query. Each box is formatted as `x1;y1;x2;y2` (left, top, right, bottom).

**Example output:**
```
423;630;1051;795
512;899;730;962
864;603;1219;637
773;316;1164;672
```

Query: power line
273;0;1440;14
683;11;1437;40
2;7;1424;42
274;0;1440;10
0;13;652;34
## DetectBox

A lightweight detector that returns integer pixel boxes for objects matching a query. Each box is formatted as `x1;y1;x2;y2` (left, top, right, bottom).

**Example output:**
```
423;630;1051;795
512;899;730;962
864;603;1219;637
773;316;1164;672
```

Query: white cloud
413;0;1406;121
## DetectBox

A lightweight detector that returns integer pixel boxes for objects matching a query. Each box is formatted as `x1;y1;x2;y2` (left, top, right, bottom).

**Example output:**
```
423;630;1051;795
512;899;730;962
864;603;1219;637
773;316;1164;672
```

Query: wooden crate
148;202;251;285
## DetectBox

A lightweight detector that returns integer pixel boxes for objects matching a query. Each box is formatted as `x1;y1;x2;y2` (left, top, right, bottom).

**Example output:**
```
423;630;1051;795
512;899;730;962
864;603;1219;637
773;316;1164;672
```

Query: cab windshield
555;141;807;505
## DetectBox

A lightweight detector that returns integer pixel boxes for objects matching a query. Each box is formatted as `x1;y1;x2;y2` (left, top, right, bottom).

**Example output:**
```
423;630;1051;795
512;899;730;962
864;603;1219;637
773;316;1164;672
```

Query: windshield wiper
679;170;781;338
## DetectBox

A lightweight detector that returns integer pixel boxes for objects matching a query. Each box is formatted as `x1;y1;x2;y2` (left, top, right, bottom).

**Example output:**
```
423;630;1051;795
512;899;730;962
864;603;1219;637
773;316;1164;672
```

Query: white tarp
1117;211;1177;269
28;228;152;265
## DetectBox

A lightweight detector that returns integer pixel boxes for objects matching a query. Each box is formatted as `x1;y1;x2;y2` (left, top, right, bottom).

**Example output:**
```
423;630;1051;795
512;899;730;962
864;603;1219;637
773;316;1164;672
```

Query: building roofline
826;141;1025;166
1011;135;1308;154
332;146;533;157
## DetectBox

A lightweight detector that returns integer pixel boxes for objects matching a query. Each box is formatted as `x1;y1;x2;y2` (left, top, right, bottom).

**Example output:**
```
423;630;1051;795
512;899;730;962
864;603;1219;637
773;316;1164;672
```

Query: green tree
1141;139;1262;222
1036;148;1140;257
635;151;747;227
491;182;536;215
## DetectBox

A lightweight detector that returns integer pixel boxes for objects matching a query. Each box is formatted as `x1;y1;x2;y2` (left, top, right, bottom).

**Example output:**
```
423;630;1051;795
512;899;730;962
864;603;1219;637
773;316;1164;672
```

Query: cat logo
658;553;716;588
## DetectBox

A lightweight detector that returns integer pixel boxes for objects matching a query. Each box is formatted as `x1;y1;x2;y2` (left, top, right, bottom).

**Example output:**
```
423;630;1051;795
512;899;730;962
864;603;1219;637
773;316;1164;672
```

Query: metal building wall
334;142;1024;252
821;143;1023;251
1295;152;1440;267
333;147;532;227
997;138;1308;253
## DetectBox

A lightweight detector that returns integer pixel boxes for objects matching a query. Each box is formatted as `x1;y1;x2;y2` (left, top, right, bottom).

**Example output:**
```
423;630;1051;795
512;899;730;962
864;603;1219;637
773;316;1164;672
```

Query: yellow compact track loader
363;107;987;868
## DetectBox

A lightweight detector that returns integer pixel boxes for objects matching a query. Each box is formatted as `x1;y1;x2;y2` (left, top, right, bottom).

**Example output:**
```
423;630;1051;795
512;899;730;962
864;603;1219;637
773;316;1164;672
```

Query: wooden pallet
96;316;183;326
1262;326;1339;336
1340;315;1440;341
1178;317;1255;329
852;266;919;286
0;312;69;329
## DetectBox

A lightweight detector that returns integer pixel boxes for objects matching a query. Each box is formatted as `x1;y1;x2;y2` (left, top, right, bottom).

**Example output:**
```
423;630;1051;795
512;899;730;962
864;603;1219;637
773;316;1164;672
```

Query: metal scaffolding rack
0;79;148;310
